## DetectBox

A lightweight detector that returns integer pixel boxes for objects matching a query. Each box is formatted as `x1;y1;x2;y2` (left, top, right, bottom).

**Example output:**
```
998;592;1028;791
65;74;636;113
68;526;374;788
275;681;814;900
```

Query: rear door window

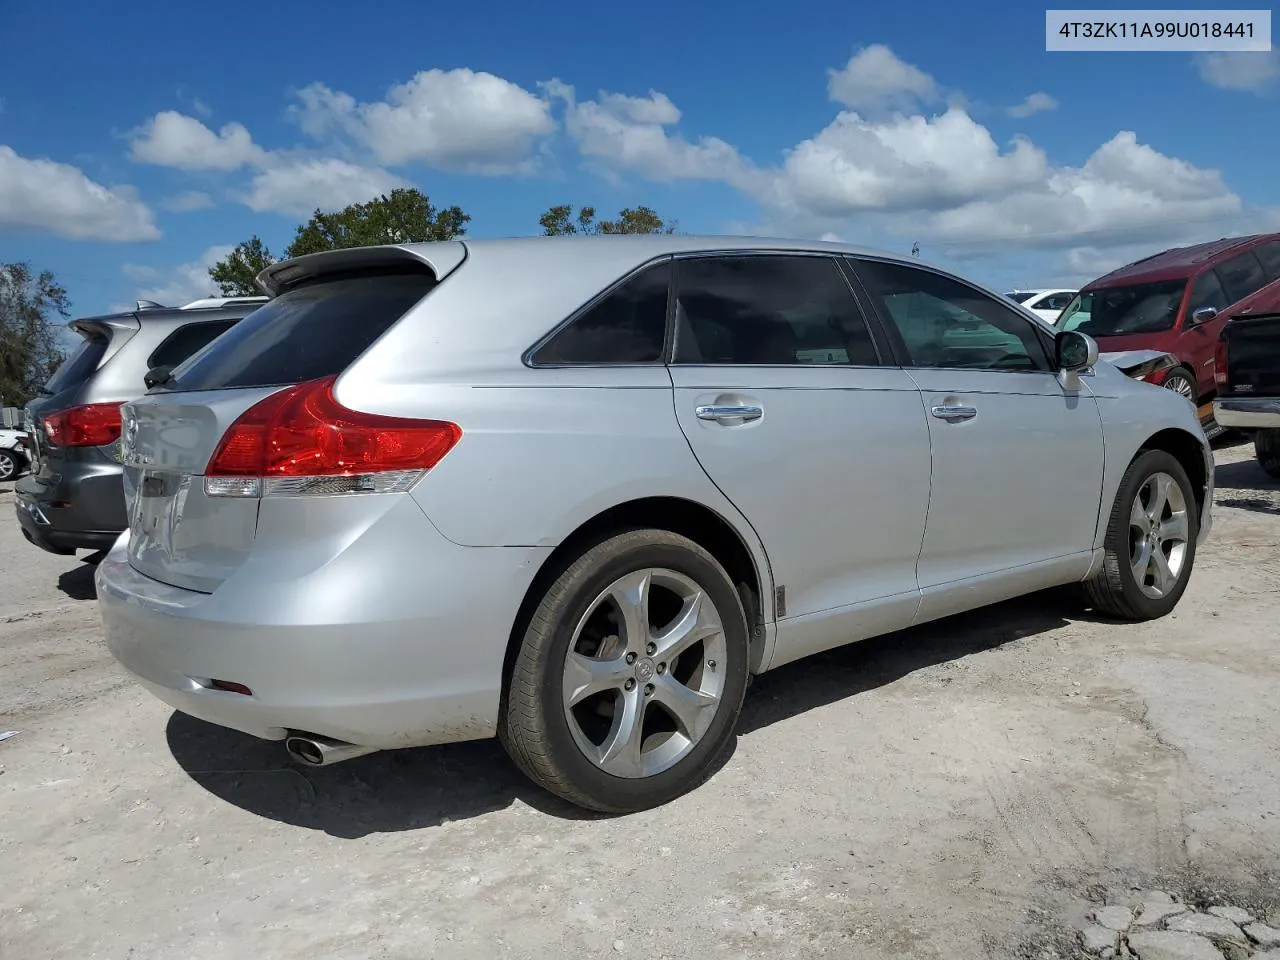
147;320;237;369
1215;251;1268;305
40;333;108;395
672;255;879;366
169;271;436;391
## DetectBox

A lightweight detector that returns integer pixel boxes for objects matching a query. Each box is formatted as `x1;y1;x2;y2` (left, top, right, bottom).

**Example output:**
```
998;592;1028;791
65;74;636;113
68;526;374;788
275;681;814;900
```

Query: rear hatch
121;248;460;593
26;314;140;477
1221;312;1280;396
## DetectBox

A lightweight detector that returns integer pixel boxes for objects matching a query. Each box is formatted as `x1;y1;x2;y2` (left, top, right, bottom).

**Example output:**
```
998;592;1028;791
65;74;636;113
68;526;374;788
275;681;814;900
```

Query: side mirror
143;364;175;390
1190;306;1218;325
1056;330;1098;372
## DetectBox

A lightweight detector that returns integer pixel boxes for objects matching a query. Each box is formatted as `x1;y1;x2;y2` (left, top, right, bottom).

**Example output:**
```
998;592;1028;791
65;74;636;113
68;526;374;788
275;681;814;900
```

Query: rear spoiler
256;242;468;296
68;313;142;341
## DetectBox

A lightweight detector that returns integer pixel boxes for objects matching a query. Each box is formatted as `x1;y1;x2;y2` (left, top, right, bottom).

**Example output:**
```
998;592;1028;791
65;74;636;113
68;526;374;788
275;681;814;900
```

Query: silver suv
16;297;266;555
96;236;1212;812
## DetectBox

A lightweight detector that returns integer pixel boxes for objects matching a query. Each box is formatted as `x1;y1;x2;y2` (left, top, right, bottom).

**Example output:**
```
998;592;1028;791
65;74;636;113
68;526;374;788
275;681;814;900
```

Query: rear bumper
95;497;551;750
1213;396;1280;430
13;462;127;554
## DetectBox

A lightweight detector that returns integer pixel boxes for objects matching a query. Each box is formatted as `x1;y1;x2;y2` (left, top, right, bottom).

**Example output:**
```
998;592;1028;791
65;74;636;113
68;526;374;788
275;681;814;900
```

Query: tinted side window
148;320;237;369
1216;251;1267;304
672;256;878;366
171;271;436;391
1254;241;1280;281
1187;270;1227;317
531;260;670;365
855;259;1050;372
1042;292;1074;311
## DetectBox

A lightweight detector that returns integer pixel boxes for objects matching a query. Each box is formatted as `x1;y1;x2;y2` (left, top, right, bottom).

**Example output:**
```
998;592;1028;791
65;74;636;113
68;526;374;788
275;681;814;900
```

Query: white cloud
909;132;1243;257
554;46;1254;266
1007;92;1058;118
0;145;159;241
293;69;555;172
827;45;939;113
765;107;1048;219
162;191;214;212
130;111;264;171
243;157;408;218
122;244;234;307
1194;50;1280;93
548;80;749;183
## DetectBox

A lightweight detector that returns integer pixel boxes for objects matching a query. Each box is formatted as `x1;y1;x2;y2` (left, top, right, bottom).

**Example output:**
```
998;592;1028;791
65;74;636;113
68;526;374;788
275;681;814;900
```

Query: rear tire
501;529;750;813
1084;449;1198;621
0;449;17;481
1257;429;1280;479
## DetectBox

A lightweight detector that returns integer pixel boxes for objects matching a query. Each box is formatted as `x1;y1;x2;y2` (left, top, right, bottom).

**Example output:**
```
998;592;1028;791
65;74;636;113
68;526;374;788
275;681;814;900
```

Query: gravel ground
1;440;1278;960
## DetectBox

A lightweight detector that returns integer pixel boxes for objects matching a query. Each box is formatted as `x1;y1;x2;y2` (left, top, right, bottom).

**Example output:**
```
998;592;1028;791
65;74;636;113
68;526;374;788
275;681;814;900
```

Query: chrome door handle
930;404;977;423
696;404;763;424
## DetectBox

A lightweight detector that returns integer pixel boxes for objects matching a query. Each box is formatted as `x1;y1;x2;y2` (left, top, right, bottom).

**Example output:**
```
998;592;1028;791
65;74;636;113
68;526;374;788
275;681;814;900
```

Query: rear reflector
43;403;123;448
204;375;460;497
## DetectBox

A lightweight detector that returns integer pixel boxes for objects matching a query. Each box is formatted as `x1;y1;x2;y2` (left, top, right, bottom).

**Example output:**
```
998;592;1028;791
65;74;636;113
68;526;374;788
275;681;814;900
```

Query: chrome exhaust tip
284;733;377;767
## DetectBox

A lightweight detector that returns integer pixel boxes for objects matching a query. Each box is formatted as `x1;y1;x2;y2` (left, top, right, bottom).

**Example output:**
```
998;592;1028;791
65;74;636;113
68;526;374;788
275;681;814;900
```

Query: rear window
40;331;109;396
168;271;436;391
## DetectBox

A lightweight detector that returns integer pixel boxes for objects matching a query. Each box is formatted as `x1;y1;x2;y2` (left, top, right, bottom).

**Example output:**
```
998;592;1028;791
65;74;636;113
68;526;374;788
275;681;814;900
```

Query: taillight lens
205;376;461;498
43;403;123;448
1214;336;1229;386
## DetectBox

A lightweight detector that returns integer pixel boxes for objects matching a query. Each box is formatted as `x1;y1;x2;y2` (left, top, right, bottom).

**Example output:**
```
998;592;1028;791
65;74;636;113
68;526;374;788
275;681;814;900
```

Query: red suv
1058;234;1280;408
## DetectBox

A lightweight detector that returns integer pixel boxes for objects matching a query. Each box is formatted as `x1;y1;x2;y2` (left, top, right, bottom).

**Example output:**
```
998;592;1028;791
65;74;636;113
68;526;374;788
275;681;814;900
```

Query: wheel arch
501;496;774;700
1136;427;1209;521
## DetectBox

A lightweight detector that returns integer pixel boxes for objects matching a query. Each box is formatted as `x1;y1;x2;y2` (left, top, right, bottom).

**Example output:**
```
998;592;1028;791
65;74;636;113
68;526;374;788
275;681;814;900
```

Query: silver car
96;236;1213;812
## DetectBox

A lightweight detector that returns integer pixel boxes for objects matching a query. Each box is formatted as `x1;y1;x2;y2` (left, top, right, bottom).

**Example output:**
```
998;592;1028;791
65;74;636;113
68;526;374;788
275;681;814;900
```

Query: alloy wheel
1163;374;1196;404
561;567;727;779
1128;471;1190;600
0;451;15;480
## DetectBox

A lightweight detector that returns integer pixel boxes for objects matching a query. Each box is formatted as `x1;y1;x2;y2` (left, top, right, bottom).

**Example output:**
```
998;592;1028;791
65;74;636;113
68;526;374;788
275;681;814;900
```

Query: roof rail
180;296;269;310
136;299;167;311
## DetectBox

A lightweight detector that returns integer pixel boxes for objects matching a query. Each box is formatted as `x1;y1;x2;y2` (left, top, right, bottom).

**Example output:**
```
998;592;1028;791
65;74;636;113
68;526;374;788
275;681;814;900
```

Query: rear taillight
1214;335;1229;387
204;375;461;498
43;403;123;448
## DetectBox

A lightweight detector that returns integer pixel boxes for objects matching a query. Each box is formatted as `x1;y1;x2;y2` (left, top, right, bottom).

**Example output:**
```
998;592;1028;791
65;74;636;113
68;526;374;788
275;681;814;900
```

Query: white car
0;427;29;481
1006;289;1077;324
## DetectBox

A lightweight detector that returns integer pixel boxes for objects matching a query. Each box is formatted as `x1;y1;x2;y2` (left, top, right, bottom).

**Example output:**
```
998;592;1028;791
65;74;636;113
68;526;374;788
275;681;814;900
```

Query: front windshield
1057;279;1186;337
1006;291;1037;303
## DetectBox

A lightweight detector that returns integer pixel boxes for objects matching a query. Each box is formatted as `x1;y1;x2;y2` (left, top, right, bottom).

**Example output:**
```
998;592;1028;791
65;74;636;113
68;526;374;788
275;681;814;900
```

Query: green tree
539;204;677;236
0;263;70;409
208;236;276;296
284;188;471;259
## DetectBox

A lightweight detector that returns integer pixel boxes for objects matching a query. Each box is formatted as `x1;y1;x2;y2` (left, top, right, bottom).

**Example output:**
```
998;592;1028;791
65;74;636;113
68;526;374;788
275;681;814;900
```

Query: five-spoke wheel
502;530;750;813
1086;449;1198;620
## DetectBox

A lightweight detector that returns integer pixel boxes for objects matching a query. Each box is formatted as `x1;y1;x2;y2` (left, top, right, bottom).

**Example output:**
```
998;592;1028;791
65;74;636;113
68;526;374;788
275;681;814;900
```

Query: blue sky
1;0;1278;319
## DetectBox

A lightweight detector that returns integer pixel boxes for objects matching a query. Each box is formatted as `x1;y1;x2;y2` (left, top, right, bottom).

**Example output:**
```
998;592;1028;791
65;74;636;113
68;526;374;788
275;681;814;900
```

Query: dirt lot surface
2;441;1279;960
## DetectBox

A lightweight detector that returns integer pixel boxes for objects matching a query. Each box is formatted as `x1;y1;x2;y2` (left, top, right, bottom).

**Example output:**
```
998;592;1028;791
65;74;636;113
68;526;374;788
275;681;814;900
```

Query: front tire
0;449;17;481
1256;429;1280;479
501;529;750;813
1084;449;1198;620
1160;367;1198;406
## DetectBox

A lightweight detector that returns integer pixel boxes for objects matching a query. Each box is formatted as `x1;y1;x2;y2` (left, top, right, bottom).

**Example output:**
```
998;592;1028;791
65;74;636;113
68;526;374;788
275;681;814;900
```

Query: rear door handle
696;404;763;424
930;404;977;423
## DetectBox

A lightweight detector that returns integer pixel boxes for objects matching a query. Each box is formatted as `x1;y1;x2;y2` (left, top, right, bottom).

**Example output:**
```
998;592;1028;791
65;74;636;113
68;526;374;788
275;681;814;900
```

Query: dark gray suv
15;296;267;555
